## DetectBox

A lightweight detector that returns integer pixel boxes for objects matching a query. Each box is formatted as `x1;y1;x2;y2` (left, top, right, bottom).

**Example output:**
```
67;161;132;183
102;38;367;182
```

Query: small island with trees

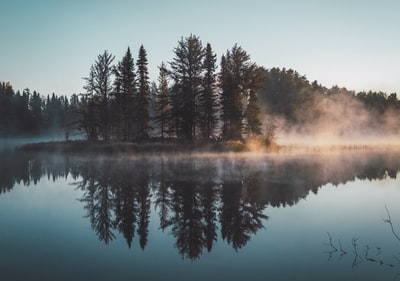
1;34;399;154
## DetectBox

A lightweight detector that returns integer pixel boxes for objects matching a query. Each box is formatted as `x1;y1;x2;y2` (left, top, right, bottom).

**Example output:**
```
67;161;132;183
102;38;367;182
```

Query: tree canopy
2;34;399;144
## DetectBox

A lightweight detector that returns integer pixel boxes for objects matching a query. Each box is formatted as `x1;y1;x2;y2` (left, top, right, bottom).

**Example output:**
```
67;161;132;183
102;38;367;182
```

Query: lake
1;149;400;281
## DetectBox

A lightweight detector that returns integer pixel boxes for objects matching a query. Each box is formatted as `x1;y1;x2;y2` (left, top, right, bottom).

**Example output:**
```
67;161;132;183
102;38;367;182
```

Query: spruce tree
82;65;98;141
113;47;136;141
136;45;150;141
219;44;262;141
0;82;14;137
155;62;170;142
92;50;115;141
169;35;205;142
29;91;43;134
246;90;262;137
199;43;218;140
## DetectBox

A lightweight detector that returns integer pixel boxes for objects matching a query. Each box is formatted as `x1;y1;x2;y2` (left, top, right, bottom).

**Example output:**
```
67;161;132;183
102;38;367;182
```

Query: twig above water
383;205;400;242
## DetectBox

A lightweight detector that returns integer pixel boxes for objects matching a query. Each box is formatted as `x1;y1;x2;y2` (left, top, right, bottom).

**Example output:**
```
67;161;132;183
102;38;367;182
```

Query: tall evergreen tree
154;62;170;141
93;50;115;142
246;90;262;137
199;43;218;140
136;45;150;141
113;47;136;141
0;82;15;137
29;91;43;134
219;44;261;141
169;35;205;142
16;88;31;133
81;65;99;141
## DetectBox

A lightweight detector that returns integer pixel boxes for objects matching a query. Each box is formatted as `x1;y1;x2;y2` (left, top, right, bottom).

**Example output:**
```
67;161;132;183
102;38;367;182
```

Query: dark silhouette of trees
82;48;153;141
258;68;319;125
3;34;400;143
0;81;79;138
220;44;263;140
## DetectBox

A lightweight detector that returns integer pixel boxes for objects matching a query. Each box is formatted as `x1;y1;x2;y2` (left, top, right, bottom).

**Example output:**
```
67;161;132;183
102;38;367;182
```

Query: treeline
259;68;400;135
0;82;80;138
2;34;399;142
79;35;264;143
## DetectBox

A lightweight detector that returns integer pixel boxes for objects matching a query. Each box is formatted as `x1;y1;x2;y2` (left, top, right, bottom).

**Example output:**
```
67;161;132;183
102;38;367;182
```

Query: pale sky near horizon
1;0;399;96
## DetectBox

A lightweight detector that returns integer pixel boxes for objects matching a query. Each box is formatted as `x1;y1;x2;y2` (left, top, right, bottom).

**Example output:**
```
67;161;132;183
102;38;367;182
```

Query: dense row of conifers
1;34;399;142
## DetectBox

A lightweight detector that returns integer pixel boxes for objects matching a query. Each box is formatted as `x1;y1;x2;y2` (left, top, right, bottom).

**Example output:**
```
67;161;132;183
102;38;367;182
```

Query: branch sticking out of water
323;232;338;250
383;205;400;242
323;232;338;260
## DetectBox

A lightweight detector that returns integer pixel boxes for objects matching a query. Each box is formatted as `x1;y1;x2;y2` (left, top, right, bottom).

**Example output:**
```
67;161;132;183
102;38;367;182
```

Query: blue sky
1;0;399;96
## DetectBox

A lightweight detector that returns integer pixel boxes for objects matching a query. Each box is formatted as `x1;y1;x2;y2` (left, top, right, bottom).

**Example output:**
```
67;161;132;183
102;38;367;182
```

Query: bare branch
383;205;400;242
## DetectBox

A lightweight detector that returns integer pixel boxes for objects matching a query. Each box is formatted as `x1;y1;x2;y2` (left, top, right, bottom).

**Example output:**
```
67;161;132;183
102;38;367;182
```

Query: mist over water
270;94;400;148
1;149;400;281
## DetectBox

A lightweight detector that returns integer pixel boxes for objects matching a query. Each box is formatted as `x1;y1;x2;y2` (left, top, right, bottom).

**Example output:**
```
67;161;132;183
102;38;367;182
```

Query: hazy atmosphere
1;0;400;96
2;1;400;281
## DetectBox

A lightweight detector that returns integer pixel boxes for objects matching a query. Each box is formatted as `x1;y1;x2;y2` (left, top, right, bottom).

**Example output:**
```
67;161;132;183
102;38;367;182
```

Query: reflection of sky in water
262;177;400;281
0;155;399;281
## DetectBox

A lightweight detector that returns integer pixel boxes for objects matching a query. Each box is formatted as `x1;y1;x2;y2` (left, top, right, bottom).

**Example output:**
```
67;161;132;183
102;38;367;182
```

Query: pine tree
82;65;99;141
93;50;115;142
169;35;205;142
29;91;43;134
136;45;150;141
199;43;218;140
246;90;262;137
113;47;136;141
0;82;14;137
80;51;115;141
219;44;261;141
154;62;170;142
16;88;31;133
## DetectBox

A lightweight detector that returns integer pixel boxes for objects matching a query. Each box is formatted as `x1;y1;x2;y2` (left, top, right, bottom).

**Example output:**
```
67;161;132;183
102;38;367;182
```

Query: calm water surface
0;151;400;281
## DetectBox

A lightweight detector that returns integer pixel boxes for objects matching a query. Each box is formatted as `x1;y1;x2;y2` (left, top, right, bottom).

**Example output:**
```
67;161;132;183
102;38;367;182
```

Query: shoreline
13;140;400;157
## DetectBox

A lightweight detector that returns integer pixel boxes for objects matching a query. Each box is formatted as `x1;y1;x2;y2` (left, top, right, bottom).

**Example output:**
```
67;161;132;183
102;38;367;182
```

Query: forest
1;34;399;144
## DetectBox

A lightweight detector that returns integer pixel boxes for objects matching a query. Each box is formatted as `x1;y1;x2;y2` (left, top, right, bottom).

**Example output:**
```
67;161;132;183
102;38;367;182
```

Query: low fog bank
0;134;83;150
258;68;400;149
2;150;400;207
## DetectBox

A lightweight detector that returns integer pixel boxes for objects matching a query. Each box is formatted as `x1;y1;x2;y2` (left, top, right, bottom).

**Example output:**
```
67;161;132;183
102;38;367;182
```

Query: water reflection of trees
71;158;270;260
76;160;151;249
2;151;400;260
